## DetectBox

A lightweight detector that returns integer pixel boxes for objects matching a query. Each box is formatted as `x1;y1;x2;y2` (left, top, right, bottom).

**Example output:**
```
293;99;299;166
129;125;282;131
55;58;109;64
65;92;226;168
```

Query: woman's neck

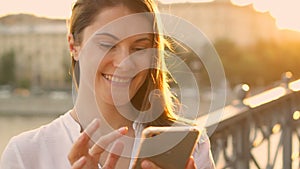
70;103;135;135
99;102;134;129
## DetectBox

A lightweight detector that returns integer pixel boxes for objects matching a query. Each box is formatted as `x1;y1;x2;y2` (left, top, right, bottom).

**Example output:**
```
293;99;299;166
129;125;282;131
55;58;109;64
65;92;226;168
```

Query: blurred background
0;0;299;168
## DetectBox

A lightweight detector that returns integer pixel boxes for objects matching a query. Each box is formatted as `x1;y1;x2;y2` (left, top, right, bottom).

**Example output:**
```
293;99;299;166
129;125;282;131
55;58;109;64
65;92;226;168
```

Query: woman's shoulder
0;111;78;168
5;112;76;149
13;112;75;143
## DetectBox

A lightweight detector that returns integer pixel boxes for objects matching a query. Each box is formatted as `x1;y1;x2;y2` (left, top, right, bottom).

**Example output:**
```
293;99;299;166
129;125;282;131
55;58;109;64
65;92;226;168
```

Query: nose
112;47;135;70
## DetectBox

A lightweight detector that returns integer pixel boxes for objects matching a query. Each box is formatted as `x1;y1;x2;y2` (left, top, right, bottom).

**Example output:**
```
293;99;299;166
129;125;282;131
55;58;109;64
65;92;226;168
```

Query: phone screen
132;126;200;169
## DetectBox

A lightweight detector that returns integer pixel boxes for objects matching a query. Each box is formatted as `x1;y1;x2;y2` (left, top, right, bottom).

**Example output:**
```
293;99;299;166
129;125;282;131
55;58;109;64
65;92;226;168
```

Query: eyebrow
95;32;119;40
95;32;152;43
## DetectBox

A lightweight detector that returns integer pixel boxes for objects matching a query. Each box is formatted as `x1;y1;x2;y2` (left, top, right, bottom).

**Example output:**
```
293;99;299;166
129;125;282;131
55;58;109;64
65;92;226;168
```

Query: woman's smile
102;73;133;86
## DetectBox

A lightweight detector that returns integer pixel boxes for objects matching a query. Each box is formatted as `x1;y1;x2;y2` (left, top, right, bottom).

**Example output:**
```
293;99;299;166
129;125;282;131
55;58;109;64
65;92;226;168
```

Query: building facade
158;0;284;46
0;0;299;90
0;21;70;89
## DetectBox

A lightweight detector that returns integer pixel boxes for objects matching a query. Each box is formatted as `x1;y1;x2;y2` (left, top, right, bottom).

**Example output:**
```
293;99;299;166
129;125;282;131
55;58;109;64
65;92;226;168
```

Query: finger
141;160;162;169
89;126;128;157
185;156;196;169
68;133;89;164
72;156;87;169
84;119;101;137
68;119;100;164
102;141;124;169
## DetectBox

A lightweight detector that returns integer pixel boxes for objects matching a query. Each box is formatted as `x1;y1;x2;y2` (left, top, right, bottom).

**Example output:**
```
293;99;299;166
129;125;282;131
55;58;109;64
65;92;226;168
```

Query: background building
0;0;299;90
158;0;300;46
0;14;69;90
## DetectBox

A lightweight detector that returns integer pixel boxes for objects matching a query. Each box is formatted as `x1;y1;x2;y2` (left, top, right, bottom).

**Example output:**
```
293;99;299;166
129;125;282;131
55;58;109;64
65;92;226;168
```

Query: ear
68;33;80;61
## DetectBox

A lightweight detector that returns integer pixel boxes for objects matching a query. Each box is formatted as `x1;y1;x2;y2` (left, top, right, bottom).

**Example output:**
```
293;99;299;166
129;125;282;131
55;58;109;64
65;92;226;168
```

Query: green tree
214;38;300;89
0;50;16;85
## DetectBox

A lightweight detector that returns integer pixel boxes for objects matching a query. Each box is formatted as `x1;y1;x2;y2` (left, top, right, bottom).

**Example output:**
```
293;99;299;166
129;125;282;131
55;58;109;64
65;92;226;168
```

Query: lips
102;74;132;84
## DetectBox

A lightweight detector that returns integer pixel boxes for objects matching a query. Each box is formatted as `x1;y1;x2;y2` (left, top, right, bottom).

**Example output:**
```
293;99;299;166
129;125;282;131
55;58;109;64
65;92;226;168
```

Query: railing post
232;84;250;107
281;72;292;92
282;125;292;169
283;104;293;168
236;118;251;169
281;72;293;169
208;77;300;169
233;84;251;168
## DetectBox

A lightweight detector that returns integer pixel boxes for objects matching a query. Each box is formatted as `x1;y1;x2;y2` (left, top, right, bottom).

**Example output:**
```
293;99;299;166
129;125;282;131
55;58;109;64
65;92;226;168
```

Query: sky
0;0;74;19
230;0;300;32
0;0;299;32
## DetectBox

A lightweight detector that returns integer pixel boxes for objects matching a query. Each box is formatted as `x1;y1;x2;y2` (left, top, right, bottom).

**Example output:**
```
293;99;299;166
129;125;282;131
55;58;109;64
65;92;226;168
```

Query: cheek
132;49;154;68
97;55;110;70
94;58;110;92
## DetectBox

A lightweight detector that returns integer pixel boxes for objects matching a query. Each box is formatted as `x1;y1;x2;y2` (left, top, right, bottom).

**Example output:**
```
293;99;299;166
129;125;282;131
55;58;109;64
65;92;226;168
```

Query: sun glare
231;0;300;32
252;0;269;13
243;87;287;108
231;0;252;6
0;0;73;19
1;0;300;31
160;0;213;4
269;1;300;31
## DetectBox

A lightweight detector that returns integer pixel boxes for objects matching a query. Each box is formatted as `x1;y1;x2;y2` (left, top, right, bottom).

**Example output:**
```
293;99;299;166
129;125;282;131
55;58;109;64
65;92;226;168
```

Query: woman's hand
140;156;196;169
68;119;128;169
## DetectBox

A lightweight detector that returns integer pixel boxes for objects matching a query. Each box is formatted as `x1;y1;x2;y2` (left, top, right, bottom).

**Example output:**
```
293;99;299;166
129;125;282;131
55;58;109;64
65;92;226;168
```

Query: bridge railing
197;74;300;169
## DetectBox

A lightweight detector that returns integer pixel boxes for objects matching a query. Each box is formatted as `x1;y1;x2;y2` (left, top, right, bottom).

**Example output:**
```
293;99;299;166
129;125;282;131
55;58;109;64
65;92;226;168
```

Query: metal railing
198;73;300;169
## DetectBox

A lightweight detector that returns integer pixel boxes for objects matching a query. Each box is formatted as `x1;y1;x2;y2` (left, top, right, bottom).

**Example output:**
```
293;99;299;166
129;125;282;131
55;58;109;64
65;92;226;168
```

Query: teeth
103;74;131;83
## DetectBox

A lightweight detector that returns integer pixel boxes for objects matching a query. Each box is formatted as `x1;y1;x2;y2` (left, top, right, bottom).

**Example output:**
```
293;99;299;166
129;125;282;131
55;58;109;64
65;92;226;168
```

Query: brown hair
68;0;179;127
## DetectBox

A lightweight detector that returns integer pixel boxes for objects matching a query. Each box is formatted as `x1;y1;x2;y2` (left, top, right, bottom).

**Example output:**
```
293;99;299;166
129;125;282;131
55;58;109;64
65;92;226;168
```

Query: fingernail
90;119;100;127
77;156;86;165
141;160;151;169
85;119;100;135
118;126;128;134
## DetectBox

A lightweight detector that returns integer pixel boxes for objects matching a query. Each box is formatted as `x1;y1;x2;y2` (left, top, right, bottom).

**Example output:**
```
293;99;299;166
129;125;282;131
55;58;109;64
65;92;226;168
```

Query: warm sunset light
290;79;300;92
0;0;300;32
242;84;250;92
0;0;74;19
243;87;287;108
160;0;213;3
272;124;281;133
293;111;300;120
231;0;300;32
0;0;213;19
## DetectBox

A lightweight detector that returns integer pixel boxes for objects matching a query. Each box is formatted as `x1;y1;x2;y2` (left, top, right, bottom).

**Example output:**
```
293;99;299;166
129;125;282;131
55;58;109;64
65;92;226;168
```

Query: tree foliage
214;38;300;88
0;50;16;85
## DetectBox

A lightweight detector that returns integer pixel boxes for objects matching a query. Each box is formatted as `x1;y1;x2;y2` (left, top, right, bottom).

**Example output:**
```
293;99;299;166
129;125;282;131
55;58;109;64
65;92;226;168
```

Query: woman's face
79;5;154;107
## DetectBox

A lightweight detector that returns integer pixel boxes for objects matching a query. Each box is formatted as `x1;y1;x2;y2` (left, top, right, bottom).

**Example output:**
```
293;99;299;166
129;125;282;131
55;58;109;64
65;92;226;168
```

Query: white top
0;111;215;169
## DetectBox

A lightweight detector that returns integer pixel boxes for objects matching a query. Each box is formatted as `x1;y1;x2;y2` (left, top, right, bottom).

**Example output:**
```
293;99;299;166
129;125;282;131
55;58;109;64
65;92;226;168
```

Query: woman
0;0;215;169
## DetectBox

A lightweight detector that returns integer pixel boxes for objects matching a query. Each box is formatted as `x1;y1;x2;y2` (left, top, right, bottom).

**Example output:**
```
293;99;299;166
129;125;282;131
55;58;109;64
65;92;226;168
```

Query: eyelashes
98;42;116;49
97;41;150;53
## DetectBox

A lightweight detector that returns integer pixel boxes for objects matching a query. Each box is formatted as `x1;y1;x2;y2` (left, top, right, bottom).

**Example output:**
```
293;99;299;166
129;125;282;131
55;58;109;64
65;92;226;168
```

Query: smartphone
132;126;200;169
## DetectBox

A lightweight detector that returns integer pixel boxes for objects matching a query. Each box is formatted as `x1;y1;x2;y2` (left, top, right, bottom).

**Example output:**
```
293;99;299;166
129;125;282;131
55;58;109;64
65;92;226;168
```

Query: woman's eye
133;47;148;52
134;47;145;51
98;42;115;49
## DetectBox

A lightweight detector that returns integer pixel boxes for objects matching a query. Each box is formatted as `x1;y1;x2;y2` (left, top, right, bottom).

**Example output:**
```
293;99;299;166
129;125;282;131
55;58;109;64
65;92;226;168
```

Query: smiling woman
0;0;216;169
